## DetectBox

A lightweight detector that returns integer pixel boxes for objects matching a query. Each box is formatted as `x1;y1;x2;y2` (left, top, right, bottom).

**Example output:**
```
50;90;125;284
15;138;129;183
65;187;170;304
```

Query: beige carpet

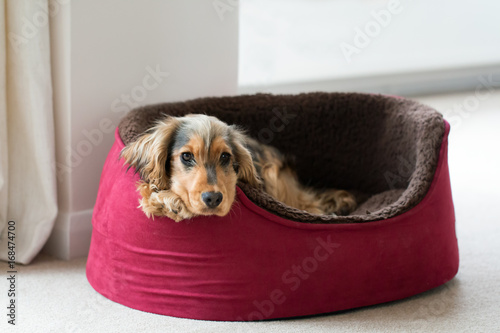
1;91;499;332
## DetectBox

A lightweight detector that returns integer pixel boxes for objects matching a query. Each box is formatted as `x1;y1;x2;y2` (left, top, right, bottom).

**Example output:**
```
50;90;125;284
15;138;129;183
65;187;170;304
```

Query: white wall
44;0;239;259
239;0;500;95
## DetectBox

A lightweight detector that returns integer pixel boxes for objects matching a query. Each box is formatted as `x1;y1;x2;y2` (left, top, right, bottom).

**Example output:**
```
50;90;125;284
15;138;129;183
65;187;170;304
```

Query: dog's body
121;114;356;222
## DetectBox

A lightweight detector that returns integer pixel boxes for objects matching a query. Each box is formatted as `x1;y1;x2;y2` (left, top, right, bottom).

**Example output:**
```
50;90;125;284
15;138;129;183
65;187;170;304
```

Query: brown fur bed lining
118;92;445;223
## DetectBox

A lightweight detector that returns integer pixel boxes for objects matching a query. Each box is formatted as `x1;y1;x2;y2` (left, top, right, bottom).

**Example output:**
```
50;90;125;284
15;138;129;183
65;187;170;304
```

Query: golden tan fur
254;143;356;215
121;114;356;221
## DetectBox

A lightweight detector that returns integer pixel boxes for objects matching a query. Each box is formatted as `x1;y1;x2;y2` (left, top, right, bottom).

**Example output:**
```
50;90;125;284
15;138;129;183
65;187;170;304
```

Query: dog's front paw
139;189;194;222
163;210;186;223
160;193;194;222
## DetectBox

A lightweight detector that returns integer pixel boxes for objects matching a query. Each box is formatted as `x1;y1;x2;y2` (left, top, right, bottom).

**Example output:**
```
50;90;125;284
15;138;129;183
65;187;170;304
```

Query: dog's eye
181;152;193;162
220;152;231;164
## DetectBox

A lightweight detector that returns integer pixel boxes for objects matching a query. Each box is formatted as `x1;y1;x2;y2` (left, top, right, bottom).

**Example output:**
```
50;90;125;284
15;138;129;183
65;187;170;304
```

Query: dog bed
86;93;459;321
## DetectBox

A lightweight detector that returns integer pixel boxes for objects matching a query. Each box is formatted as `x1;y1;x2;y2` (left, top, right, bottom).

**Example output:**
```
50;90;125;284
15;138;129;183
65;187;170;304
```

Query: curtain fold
0;0;58;264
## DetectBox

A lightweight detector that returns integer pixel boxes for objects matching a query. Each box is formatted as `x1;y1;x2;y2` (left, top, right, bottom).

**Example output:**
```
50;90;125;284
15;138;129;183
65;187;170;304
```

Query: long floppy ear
228;126;262;188
120;117;180;190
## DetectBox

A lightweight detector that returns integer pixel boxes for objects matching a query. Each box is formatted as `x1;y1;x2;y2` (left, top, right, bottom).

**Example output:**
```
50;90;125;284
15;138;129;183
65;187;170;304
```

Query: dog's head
121;114;261;217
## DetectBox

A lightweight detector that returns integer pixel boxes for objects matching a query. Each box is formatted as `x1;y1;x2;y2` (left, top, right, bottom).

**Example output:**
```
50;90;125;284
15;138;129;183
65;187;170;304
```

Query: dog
120;114;356;222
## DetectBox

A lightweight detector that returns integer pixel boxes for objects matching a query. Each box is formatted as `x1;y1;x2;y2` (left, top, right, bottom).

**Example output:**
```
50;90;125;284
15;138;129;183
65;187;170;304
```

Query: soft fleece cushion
86;93;458;321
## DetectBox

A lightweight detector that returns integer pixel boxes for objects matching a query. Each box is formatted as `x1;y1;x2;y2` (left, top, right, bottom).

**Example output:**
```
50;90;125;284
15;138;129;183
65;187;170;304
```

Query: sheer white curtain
0;0;57;264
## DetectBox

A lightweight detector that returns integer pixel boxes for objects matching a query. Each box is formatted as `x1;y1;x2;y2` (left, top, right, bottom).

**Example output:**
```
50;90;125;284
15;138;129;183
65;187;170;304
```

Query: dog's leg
250;142;357;216
293;189;326;215
259;160;326;215
316;189;357;216
137;182;194;222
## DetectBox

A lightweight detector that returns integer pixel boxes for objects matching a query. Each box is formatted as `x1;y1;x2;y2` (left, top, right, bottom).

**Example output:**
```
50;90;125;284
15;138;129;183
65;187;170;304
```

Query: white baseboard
43;208;93;260
238;63;500;97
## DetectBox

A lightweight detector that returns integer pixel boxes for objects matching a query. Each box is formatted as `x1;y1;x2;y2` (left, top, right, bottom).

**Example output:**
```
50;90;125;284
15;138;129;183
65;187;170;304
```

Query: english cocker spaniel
121;114;356;222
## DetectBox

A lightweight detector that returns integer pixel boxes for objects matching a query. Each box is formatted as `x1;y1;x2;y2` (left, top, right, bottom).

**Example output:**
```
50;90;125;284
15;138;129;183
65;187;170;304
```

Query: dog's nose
201;191;223;209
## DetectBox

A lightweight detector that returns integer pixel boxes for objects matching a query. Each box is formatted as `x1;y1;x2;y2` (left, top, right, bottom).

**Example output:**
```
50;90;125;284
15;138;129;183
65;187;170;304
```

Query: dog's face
121;114;261;217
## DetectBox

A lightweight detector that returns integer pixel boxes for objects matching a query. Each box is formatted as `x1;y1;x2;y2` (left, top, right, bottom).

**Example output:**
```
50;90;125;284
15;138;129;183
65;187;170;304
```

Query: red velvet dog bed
86;93;459;321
